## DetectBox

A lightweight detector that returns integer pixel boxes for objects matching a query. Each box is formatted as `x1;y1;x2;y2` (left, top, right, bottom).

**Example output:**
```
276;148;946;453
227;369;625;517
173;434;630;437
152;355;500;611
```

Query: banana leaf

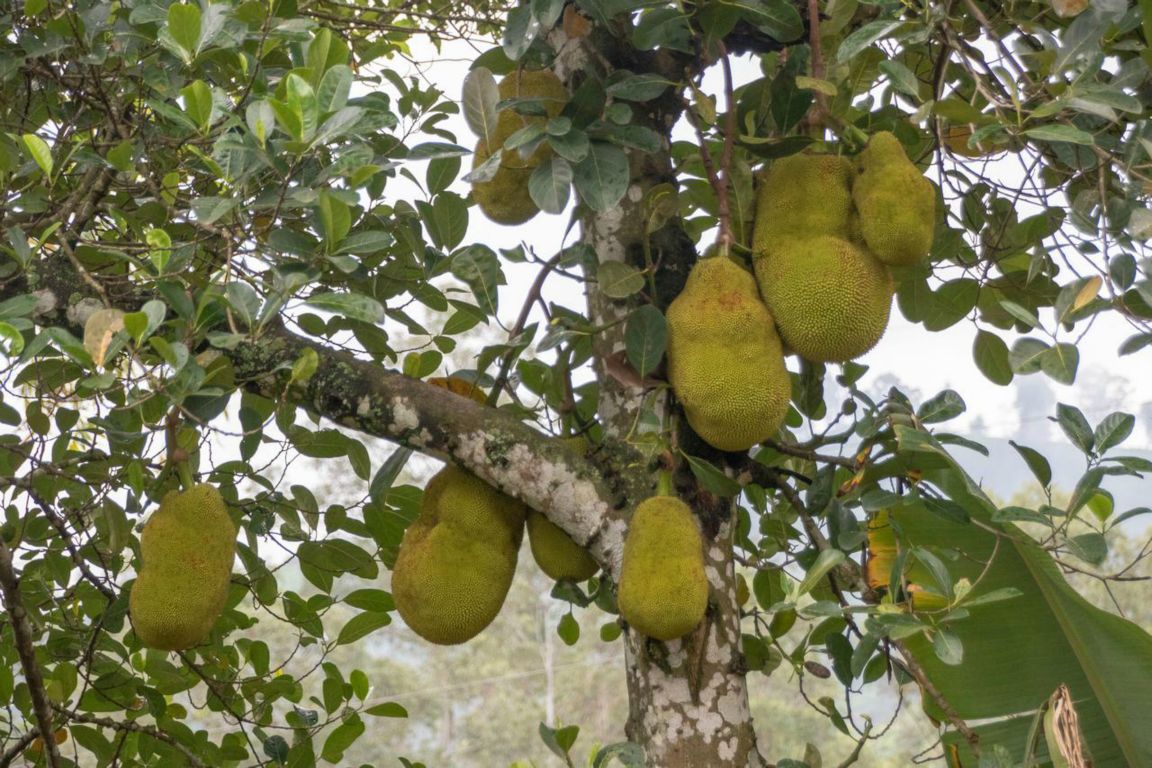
890;426;1152;767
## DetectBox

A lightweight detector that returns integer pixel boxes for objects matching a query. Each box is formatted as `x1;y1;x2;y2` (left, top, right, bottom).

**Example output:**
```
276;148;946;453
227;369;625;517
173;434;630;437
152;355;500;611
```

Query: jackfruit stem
656;471;674;497
175;458;194;492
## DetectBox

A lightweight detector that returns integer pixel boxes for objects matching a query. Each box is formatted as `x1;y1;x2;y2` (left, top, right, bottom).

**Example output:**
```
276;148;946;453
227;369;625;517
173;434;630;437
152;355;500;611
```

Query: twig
488;251;563;405
51;704;208;768
0;729;40;768
892;639;980;755
0;538;61;767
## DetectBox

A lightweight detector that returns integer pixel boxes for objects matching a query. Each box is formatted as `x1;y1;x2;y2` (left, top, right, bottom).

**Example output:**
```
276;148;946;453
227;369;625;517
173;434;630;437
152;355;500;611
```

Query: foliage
0;0;1150;767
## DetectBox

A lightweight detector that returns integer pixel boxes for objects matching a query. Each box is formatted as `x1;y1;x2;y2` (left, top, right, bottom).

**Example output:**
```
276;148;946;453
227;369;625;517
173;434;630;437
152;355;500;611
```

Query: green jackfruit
754;235;893;363
754;153;857;242
470;69;566;225
526;511;598;582
392;466;527;645
493;69;567;170
130;484;237;650
853;132;936;267
617;496;709;641
666;255;791;452
471;138;539;225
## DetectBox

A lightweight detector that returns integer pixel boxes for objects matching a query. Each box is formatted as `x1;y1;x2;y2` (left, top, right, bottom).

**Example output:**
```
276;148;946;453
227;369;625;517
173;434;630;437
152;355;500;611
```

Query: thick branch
0;538;61;768
0;253;638;576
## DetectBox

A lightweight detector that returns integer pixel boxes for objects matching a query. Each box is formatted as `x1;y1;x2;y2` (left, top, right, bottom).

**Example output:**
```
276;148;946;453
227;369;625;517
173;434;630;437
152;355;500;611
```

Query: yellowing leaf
83;308;125;367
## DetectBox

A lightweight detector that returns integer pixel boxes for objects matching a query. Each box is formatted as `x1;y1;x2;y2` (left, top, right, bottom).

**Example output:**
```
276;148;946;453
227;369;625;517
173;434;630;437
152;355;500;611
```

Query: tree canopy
1;0;1152;766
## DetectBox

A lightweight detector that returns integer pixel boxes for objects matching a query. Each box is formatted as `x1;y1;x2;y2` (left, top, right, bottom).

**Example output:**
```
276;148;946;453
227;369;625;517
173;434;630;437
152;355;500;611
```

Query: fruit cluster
668;132;936;453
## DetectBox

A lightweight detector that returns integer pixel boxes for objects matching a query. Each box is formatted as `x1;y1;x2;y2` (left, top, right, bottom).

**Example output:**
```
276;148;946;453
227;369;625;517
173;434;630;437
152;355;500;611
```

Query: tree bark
550;22;766;765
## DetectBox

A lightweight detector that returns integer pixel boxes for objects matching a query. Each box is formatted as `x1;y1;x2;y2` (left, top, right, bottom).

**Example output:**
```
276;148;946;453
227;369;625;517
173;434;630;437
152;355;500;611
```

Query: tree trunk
556;25;765;763
623;527;764;767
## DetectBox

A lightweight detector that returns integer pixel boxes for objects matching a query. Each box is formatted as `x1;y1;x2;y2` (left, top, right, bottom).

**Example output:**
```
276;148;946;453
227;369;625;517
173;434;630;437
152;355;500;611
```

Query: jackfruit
853;132;936;267
666;255;790;452
753;153;857;242
130;484;237;650
493;68;567;170
471;138;539;225
617;496;709;640
527;511;598;582
392;466;527;645
754;235;893;363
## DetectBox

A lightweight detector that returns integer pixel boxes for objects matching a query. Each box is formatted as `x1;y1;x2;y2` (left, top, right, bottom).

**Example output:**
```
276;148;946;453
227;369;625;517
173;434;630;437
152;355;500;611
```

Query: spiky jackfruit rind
493;69;568;170
617;496;709;641
853;132;937;267
392;466;527;645
526;510;599;582
666;256;791;452
754;235;893;363
754;153;857;242
130;484;237;650
471;139;539;225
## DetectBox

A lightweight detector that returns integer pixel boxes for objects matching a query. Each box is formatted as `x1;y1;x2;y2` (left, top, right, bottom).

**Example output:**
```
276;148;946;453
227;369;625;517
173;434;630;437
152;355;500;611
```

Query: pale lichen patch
390;397;420;432
356;395;373;418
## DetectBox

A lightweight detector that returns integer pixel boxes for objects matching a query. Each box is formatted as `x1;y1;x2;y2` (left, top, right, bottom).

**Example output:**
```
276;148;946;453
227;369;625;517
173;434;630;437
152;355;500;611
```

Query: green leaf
321;716;365;763
917;390;965;424
1024;125;1096;146
896;495;1152;766
1055;402;1094;454
165;2;201;62
623;304;666;378
606;72;672;101
796;549;846;598
557;612;580;645
502;5;540;61
1009;337;1049;374
462;67;500;144
1093;412;1134;454
317;65;353;113
529;156;572;214
539;722;580;760
21;134;52;176
1009;441;1052;488
573;142;629;211
633;7;693;52
364;702;408;718
879;60;920;98
343;589;394;612
304;292;385;324
932;628;964;666
683;453;741;497
973;330;1013;386
722;0;803;41
180;80;213;131
596;261;645;299
1040;343;1079;385
836;20;903;63
336;611;391;645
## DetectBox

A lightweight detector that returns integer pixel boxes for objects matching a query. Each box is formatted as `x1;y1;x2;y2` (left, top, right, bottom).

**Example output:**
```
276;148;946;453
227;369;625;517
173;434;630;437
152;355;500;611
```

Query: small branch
51;704;207;768
764;438;857;468
892;639;980;756
0;538;61;767
488;251;563;404
0;729;40;768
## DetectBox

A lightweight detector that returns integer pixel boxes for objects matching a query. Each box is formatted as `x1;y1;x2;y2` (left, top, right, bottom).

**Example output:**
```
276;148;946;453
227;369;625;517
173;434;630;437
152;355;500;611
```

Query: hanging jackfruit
471;138;540;225
470;68;567;225
130;484;237;650
754;235;893;363
392;466;527;645
666;254;791;452
493;68;568;170
617;496;709;641
753;152;857;242
852;131;936;267
526;511;598;582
